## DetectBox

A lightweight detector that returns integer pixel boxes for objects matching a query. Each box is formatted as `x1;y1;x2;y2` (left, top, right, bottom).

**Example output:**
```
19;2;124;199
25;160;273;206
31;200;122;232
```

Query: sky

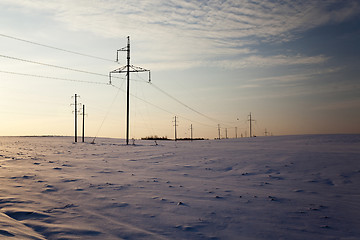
0;0;359;140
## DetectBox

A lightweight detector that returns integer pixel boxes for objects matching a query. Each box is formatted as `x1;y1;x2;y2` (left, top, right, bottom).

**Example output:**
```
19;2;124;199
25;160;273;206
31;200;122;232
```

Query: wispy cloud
250;67;343;84
1;0;359;70
216;54;329;69
232;79;360;102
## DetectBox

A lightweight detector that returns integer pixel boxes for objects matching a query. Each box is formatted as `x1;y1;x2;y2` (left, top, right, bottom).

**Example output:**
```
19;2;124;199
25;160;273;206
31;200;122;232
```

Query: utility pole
218;124;221;139
248;112;255;137
190;124;193;141
173;116;178;141
225;128;228;139
71;94;80;142
109;36;151;145
264;128;268;136
82;105;86;142
235;127;238;138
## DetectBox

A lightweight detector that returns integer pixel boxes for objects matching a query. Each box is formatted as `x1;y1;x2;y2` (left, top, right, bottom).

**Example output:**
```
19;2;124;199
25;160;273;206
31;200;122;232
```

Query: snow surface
0;134;359;239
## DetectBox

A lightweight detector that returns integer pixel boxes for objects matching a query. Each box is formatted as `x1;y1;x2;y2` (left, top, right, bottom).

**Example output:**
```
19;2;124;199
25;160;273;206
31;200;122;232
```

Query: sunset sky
0;0;359;139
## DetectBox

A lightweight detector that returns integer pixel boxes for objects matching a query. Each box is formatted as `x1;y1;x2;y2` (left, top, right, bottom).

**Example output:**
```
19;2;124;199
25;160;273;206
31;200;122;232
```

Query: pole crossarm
109;65;151;84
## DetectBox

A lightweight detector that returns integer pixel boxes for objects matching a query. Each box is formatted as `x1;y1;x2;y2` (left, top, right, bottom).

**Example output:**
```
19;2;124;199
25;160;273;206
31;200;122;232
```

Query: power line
0;54;231;134
149;83;229;126
126;70;236;129
0;53;113;78
91;82;124;144
131;72;235;129
1;33;238;130
0;70;110;85
110;84;217;129
1;66;216;130
0;33;114;62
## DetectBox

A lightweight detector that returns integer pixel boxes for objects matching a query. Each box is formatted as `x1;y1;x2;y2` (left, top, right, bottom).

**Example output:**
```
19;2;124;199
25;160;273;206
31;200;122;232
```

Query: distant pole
249;113;252;137
225;128;228;139
190;124;193;141
82;105;85;142
75;94;77;142
218;124;221;139
235;127;238;138
264;128;268;136
126;36;130;145
248;112;255;137
72;94;80;143
173;116;178;141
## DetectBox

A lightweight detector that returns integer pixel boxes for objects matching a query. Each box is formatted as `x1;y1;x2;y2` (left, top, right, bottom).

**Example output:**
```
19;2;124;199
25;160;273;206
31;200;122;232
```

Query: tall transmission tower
173;116;178;141
109;36;151;145
248;112;255;137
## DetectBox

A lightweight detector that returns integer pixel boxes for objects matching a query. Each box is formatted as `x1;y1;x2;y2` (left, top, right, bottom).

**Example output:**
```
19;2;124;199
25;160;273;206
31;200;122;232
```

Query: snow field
0;134;359;239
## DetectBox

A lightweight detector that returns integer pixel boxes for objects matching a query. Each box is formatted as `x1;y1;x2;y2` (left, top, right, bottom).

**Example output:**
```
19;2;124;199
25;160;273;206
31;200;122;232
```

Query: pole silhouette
173;116;178;141
248;112;255;137
190;124;193;141
82;105;85;142
218;124;221;139
109;36;151;145
71;94;80;142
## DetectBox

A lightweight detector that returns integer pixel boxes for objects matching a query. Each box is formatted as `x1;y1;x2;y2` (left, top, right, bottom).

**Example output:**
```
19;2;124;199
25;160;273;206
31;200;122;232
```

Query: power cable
133;72;228;126
0;67;215;129
0;33;114;62
91;80;126;144
0;70;109;85
133;72;233;127
0;53;110;78
149;83;233;127
110;84;217;129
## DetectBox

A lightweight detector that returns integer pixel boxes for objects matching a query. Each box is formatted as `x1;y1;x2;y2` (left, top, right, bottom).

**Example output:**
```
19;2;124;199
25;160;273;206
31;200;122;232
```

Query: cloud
250;67;342;84
1;0;359;70
215;54;329;69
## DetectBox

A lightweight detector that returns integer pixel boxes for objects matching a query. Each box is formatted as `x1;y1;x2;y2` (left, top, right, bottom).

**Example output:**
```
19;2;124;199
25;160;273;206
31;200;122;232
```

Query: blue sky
0;0;359;139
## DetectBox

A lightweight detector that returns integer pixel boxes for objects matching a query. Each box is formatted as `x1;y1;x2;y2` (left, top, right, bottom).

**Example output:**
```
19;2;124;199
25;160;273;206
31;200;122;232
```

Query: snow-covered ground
0;134;359;239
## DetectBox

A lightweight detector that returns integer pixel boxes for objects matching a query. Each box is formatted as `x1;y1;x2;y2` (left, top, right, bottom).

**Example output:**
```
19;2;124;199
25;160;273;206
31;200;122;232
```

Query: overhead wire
0;70;110;85
1;34;238;135
0;53;117;78
0;60;217;130
110;83;217;129
0;33;114;62
91;81;125;143
132;72;232;127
